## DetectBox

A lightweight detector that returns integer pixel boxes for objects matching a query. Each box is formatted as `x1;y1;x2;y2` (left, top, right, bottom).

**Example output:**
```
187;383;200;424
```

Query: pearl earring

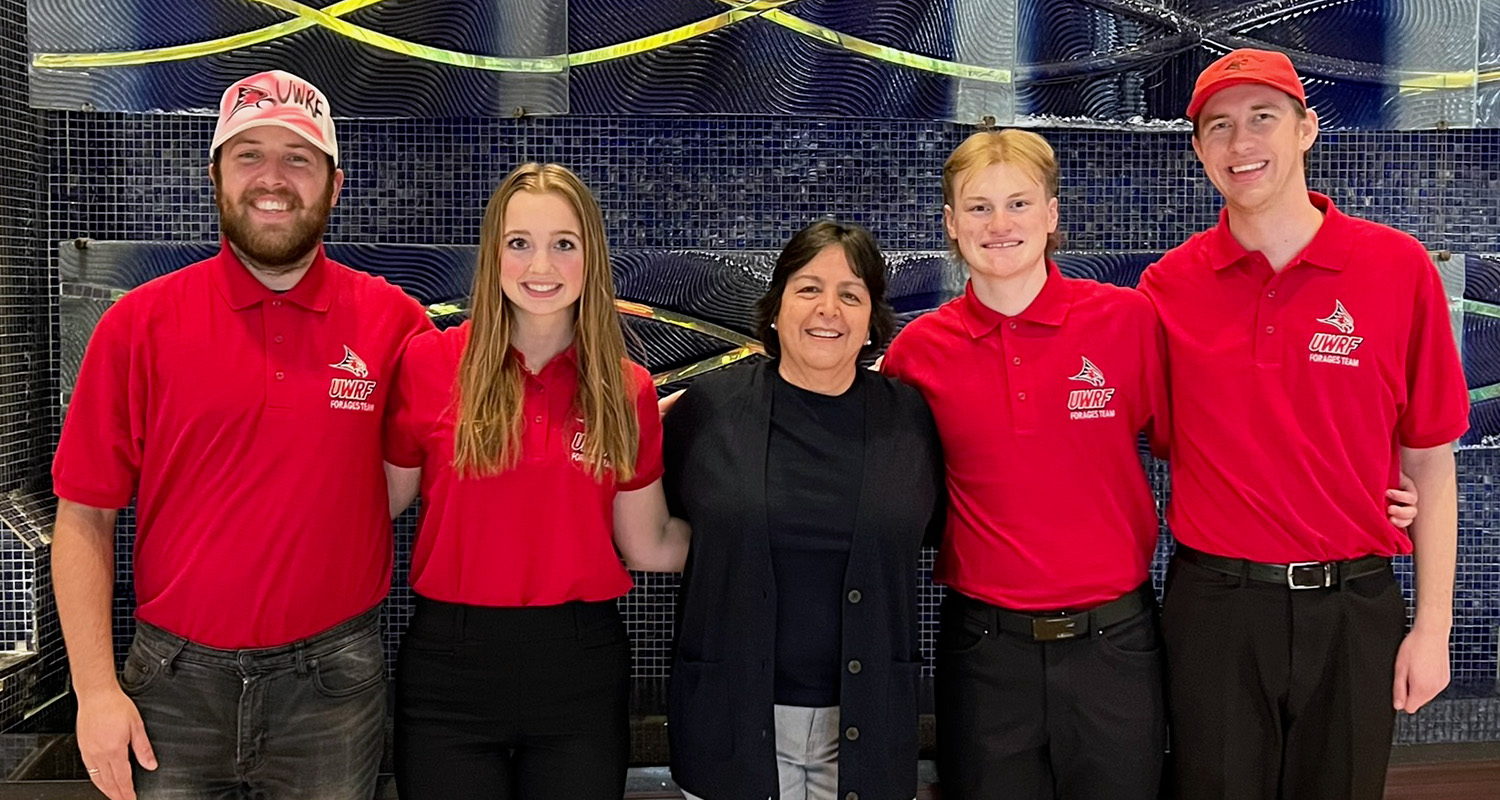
770;322;777;330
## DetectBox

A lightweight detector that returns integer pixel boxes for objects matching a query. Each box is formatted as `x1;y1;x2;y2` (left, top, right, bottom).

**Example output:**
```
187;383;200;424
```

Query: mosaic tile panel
24;114;1500;744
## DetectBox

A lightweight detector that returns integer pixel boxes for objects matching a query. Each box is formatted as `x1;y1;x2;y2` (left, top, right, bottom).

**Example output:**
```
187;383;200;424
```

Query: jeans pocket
310;631;386;699
119;641;166;696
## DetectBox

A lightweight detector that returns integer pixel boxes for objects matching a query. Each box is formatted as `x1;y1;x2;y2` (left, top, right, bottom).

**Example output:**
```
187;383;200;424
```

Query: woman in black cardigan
663;220;945;800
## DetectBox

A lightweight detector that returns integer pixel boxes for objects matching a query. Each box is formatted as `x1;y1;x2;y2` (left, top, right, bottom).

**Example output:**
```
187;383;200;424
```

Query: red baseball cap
1187;48;1306;119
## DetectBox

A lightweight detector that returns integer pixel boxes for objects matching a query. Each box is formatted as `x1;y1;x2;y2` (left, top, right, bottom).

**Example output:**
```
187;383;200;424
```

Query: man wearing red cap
53;71;430;800
1140;49;1469;799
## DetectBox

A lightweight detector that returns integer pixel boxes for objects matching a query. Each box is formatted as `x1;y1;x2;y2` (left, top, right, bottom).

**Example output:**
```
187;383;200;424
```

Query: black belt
1176;547;1391;590
959;584;1152;643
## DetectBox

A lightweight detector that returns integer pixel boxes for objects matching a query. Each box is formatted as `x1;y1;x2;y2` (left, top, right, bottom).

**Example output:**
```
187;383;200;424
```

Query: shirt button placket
266;301;291;410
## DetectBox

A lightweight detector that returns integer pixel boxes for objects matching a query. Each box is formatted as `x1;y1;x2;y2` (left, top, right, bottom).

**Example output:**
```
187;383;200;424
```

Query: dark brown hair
752;220;896;360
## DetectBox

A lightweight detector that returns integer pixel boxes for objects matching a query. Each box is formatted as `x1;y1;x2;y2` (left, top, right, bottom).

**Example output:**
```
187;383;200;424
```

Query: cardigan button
847;589;862;604
847;660;861;674
844;726;859;741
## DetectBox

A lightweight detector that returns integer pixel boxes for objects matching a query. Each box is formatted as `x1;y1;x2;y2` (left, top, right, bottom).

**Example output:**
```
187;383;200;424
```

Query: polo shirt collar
515;342;580;378
958;260;1073;338
1207;192;1353;273
210;241;334;312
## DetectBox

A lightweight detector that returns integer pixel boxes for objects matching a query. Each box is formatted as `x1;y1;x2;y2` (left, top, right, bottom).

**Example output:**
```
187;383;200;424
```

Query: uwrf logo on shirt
569;418;613;470
1309;300;1364;367
1067;356;1116;420
328;345;377;412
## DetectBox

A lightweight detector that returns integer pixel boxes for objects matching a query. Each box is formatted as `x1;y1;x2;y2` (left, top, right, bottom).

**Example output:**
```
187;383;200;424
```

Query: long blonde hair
453;163;640;481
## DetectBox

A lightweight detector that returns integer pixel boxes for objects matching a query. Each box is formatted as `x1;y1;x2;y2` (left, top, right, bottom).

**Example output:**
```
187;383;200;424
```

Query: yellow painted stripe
247;0;565;72
1398;68;1500;92
762;8;1011;83
36;0;565;72
33;0;1010;87
34;0;383;67
648;348;760;387
616;300;767;354
1464;299;1500;320
568;9;762;66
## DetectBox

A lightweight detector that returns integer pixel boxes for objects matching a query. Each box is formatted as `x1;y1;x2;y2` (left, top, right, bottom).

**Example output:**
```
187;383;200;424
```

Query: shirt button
847;660;862;674
1267;290;1276;298
1012;357;1021;365
275;371;284;380
273;335;283;344
846;794;859;800
847;589;862;604
271;300;282;307
1017;392;1026;401
1008;321;1017;330
1265;325;1275;335
845;726;859;741
534;416;542;424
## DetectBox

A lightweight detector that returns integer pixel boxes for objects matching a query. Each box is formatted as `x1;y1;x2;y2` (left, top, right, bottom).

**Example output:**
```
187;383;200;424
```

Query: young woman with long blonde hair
385;162;688;799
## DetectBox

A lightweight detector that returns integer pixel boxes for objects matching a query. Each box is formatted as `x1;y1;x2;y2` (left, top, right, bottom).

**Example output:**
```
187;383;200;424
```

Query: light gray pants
682;704;840;800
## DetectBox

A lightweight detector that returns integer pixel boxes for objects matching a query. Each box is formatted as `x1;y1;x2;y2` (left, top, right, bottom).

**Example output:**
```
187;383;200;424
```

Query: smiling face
944;161;1058;285
774;244;872;386
497;190;586;326
1192;83;1318;216
212;125;342;272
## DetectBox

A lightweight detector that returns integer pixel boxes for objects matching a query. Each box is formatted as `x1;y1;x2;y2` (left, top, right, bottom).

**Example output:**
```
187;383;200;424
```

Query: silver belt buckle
1286;561;1333;589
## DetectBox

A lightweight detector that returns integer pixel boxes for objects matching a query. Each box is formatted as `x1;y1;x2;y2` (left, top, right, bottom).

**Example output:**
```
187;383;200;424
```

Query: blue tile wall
34;110;1500;714
0;0;56;734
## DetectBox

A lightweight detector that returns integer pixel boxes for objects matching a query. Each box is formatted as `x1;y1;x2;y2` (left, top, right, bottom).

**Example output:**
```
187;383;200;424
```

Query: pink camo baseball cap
211;70;338;165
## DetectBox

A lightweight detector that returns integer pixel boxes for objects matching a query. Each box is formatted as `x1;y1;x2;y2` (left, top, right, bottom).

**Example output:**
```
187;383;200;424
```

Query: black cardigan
663;362;944;800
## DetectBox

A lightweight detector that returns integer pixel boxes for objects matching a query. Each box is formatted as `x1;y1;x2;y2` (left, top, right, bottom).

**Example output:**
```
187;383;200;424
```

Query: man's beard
217;188;333;274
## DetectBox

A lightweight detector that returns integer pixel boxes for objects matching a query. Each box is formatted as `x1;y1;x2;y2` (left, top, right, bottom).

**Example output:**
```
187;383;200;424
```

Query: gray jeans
122;608;386;800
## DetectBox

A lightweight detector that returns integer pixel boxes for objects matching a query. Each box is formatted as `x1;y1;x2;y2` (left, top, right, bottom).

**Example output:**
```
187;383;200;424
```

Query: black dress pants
935;586;1166;800
394;596;631;800
1163;550;1407;800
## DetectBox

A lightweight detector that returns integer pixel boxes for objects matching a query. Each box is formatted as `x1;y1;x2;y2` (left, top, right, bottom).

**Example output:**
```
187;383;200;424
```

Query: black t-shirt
766;368;866;707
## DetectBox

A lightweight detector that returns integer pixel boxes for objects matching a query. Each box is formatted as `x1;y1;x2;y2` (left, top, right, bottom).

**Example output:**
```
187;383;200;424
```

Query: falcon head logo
1068;356;1107;387
229;85;273;119
330;345;369;378
1317;300;1356;334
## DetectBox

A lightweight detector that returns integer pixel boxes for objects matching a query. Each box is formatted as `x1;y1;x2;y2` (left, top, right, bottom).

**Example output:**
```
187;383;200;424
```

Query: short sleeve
53;301;143;508
383;330;434;468
619;363;664;492
1397;254;1469;448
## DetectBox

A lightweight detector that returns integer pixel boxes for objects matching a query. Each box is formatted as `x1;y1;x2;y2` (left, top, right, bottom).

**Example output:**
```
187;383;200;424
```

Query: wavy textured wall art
29;0;570;115
28;0;1500;127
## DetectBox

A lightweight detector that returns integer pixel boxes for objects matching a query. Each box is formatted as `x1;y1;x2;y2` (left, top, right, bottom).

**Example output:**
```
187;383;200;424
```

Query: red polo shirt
1139;193;1470;562
385;323;664;606
54;244;431;648
883;265;1169;610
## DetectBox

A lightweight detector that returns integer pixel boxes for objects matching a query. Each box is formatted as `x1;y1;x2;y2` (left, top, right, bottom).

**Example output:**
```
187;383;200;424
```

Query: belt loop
1337;561;1351;590
294;641;309;676
161;636;187;676
454;605;467;644
1236;560;1250;588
